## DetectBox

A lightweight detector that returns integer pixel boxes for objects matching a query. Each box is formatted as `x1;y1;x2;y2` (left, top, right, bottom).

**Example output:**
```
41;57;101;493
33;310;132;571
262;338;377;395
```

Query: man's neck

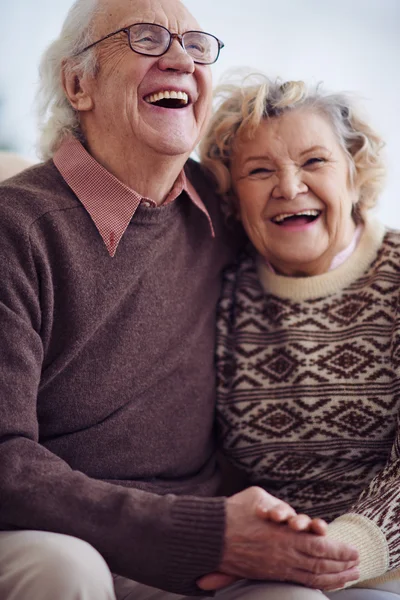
84;137;189;205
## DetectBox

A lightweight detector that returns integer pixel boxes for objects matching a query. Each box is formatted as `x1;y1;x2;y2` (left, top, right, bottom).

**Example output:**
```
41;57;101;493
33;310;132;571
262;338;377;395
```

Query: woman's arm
325;289;400;586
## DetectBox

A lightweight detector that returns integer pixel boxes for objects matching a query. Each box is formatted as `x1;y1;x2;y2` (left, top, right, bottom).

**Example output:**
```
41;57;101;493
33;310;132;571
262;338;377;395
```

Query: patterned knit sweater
216;218;400;587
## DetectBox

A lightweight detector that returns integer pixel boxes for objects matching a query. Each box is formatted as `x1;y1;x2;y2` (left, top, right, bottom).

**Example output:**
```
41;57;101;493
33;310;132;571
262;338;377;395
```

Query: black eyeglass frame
74;22;224;65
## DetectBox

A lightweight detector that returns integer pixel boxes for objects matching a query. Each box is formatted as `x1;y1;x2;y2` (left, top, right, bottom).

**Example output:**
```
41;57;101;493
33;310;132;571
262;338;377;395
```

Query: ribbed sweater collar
257;217;386;300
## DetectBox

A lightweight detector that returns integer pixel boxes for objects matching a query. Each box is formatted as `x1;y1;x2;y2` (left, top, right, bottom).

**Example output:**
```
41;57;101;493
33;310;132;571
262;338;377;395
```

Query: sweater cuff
166;495;226;594
327;513;389;586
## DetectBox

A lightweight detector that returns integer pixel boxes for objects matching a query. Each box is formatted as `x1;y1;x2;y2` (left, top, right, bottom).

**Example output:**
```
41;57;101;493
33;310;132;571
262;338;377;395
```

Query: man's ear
62;61;94;112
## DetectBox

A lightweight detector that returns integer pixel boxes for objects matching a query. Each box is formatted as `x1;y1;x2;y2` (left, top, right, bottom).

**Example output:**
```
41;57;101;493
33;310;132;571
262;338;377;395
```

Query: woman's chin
269;253;331;277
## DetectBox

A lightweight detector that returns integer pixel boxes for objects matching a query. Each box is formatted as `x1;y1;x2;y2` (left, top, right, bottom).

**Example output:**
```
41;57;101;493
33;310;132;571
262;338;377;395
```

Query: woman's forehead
233;111;340;162
250;111;336;146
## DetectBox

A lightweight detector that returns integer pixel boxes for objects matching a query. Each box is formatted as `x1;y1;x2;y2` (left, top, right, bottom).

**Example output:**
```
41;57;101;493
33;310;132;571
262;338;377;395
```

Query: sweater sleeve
0;202;225;595
327;292;400;585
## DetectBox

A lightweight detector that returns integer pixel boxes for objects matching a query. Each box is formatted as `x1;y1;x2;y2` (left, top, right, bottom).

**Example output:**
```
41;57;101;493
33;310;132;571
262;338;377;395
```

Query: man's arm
0;189;226;596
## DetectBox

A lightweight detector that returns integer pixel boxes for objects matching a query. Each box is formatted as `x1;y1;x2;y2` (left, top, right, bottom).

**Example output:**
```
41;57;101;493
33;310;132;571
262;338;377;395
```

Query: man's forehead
96;0;201;34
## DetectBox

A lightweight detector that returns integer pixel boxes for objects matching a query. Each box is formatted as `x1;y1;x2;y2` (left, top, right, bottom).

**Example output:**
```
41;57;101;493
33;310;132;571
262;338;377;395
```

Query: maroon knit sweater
0;158;238;594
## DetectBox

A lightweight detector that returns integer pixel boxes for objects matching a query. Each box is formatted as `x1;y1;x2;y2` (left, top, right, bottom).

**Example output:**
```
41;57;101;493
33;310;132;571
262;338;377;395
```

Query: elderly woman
200;76;400;599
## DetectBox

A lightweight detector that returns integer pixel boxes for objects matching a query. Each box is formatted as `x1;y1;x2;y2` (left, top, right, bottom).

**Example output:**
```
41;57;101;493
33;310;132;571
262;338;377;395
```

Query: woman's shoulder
374;226;400;270
222;246;259;283
382;226;400;248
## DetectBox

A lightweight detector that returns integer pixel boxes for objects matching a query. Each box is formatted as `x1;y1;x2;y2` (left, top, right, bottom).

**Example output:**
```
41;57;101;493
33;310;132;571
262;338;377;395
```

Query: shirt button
143;200;152;208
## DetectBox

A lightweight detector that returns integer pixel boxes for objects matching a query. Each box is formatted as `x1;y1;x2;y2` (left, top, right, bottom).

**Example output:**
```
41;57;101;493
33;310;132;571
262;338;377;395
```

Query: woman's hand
256;502;328;535
241;486;328;535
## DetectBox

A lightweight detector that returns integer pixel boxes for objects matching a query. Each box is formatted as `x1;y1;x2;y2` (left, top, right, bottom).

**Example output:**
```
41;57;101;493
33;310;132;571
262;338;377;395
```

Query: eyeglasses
75;22;224;65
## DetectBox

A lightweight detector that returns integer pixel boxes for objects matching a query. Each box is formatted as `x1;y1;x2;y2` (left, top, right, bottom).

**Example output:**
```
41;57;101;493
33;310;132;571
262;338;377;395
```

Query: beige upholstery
0;151;35;182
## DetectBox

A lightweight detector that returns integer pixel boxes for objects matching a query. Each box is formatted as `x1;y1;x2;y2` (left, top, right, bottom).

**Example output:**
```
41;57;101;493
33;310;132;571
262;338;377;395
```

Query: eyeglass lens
128;24;219;63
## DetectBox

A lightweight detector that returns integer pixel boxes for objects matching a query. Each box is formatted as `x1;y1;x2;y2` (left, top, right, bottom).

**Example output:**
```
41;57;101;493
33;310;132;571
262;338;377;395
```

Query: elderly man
0;0;360;599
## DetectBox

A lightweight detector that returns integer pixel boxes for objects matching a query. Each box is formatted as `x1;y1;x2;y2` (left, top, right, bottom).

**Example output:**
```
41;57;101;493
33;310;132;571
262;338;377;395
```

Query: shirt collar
53;136;214;257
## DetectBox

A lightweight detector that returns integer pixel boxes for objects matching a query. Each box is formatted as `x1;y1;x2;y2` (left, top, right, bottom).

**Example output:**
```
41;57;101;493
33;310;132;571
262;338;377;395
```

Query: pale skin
63;0;359;591
198;487;358;592
63;0;213;204
230;109;359;277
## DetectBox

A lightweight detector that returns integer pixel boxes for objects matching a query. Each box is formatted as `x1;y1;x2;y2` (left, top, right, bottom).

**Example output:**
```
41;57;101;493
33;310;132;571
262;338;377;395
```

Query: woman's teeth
272;209;321;224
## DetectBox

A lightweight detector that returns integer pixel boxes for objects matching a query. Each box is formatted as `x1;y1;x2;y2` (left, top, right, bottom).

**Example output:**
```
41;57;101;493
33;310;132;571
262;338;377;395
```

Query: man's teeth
145;91;189;105
272;209;321;224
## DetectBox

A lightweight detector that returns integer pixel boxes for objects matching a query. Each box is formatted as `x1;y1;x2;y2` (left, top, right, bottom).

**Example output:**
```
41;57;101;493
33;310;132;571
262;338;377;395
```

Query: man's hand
197;487;359;592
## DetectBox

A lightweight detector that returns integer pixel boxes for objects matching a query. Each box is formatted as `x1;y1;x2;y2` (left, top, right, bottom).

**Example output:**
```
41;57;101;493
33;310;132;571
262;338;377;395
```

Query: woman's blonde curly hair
199;73;386;219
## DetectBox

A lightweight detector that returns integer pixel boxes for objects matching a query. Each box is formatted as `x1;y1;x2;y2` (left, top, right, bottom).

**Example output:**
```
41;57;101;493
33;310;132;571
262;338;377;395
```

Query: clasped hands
197;487;359;592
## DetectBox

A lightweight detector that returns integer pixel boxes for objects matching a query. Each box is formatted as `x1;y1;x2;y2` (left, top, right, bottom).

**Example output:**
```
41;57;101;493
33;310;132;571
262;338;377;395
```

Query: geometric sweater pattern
216;219;400;585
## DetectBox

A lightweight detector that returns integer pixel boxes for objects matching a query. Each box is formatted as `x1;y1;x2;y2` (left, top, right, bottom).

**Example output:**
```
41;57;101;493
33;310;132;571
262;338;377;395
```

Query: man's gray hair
36;0;102;160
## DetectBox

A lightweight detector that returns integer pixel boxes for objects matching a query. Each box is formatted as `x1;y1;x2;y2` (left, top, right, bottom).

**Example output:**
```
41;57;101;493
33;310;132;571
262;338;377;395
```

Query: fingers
301;565;360;591
302;556;359;576
302;535;359;563
248;486;297;518
197;572;239;591
197;562;359;593
257;501;328;537
309;518;328;535
256;499;297;523
288;514;313;531
288;515;328;535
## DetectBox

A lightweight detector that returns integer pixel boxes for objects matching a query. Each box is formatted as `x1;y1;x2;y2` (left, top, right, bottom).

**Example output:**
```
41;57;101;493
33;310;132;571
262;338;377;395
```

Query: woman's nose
272;169;308;200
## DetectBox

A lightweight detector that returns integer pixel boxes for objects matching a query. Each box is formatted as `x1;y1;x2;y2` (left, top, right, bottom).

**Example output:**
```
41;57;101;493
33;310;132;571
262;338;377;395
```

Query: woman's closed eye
303;157;326;168
248;167;274;177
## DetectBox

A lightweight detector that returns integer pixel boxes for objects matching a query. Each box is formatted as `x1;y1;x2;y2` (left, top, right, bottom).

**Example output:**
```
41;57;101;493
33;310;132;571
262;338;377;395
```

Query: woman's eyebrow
242;154;272;165
299;145;329;157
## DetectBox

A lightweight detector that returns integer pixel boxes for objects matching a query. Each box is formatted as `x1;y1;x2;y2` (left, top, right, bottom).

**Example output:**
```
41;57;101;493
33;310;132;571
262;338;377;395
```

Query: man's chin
147;136;196;159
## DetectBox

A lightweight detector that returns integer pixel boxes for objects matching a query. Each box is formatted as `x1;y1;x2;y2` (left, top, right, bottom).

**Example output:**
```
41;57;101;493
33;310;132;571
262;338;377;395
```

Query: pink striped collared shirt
53;135;214;257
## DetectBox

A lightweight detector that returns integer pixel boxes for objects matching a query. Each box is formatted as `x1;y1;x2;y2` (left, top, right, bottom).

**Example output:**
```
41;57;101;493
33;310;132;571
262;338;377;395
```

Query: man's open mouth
144;90;189;109
271;209;321;226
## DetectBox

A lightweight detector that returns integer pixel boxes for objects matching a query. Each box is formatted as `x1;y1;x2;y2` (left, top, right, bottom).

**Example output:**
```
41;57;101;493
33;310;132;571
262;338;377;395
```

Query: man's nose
272;169;308;200
157;38;195;73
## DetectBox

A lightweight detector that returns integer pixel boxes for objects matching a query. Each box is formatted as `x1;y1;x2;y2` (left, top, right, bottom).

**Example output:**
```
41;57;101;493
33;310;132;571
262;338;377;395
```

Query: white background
0;0;399;226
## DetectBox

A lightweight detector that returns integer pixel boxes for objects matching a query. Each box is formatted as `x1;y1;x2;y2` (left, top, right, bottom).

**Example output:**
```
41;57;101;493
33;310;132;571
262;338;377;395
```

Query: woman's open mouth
271;209;321;227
